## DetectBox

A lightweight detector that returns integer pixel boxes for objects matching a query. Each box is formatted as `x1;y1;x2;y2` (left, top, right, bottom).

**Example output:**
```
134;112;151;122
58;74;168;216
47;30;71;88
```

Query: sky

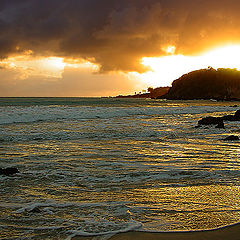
1;0;240;96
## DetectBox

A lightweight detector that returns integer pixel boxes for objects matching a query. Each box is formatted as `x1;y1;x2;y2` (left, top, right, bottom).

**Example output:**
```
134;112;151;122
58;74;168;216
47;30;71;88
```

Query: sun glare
2;44;240;90
203;45;240;69
45;57;66;70
139;44;240;87
163;45;176;55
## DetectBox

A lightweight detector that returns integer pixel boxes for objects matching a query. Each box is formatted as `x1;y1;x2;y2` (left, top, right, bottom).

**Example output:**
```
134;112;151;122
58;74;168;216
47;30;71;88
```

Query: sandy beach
73;223;240;240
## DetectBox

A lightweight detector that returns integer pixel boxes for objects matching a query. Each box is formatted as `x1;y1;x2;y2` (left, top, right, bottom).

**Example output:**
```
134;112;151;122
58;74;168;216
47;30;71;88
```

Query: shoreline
72;222;240;240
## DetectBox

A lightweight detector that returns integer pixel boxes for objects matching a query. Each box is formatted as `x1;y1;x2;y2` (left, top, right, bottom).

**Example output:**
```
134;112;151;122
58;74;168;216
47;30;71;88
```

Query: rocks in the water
198;116;223;126
0;167;19;176
223;135;239;141
198;109;240;128
235;110;240;118
33;137;43;141
222;110;240;121
215;121;225;129
222;114;236;121
29;207;41;213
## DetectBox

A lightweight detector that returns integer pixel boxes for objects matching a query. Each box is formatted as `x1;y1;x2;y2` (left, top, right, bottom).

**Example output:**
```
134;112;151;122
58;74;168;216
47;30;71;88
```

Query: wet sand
73;223;240;240
110;223;240;240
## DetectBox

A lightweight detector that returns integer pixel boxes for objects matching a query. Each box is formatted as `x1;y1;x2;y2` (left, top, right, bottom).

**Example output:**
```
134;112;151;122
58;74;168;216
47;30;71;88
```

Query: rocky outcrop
223;135;239;141
149;87;170;99
29;207;42;213
222;110;240;121
197;116;225;128
165;68;240;100
198;116;223;126
197;109;240;128
215;121;225;129
0;167;19;176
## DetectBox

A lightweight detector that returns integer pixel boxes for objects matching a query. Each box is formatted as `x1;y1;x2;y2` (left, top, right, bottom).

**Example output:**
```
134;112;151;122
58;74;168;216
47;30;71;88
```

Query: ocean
0;97;240;239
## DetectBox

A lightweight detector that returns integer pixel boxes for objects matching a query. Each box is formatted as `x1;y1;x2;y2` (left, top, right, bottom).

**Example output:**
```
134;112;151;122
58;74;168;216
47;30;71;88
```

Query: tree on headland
147;87;154;93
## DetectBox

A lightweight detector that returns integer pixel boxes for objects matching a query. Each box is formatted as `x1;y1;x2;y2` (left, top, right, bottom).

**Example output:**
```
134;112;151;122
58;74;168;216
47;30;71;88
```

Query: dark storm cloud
1;0;240;72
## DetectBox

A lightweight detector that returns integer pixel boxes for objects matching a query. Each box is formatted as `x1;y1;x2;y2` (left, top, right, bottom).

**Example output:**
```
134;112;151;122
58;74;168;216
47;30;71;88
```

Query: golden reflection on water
134;185;240;230
2;100;240;238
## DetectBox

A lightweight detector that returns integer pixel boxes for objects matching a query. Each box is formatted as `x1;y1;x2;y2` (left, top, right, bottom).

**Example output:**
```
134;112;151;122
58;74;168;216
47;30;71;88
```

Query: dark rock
199;110;240;128
29;207;41;213
234;110;240;119
198;116;223;125
222;115;236;121
222;110;240;121
223;135;239;141
0;167;19;176
33;137;43;141
216;121;225;128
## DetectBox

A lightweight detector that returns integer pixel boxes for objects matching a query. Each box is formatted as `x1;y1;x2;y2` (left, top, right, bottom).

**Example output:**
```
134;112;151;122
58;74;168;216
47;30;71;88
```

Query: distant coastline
115;87;170;99
116;68;240;101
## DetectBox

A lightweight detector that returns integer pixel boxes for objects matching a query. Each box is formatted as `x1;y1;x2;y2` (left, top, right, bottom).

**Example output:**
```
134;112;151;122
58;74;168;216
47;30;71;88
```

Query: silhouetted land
116;87;170;99
164;68;240;100
116;68;240;100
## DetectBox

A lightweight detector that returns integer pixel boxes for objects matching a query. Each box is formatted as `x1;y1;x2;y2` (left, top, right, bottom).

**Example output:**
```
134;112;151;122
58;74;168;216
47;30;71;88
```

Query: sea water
0;97;240;239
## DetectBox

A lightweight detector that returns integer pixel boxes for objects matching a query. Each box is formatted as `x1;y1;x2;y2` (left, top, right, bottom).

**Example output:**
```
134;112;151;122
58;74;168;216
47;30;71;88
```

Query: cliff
165;68;240;100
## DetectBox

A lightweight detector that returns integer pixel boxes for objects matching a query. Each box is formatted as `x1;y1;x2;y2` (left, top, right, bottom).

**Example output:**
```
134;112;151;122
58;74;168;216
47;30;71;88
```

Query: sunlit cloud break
1;1;240;96
138;45;240;87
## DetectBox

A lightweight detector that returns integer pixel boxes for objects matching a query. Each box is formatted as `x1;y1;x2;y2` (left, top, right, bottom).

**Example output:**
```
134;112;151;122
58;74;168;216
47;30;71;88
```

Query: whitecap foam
0;104;235;125
14;201;74;213
66;220;142;240
14;201;132;214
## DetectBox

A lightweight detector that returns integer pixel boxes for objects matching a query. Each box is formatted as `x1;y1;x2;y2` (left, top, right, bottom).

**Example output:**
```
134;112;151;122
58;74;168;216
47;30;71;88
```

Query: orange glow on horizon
0;55;100;79
2;44;240;93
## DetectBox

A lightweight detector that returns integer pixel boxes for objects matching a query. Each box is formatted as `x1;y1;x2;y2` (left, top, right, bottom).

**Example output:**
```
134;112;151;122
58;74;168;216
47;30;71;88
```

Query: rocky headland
164;68;240;100
116;68;240;100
